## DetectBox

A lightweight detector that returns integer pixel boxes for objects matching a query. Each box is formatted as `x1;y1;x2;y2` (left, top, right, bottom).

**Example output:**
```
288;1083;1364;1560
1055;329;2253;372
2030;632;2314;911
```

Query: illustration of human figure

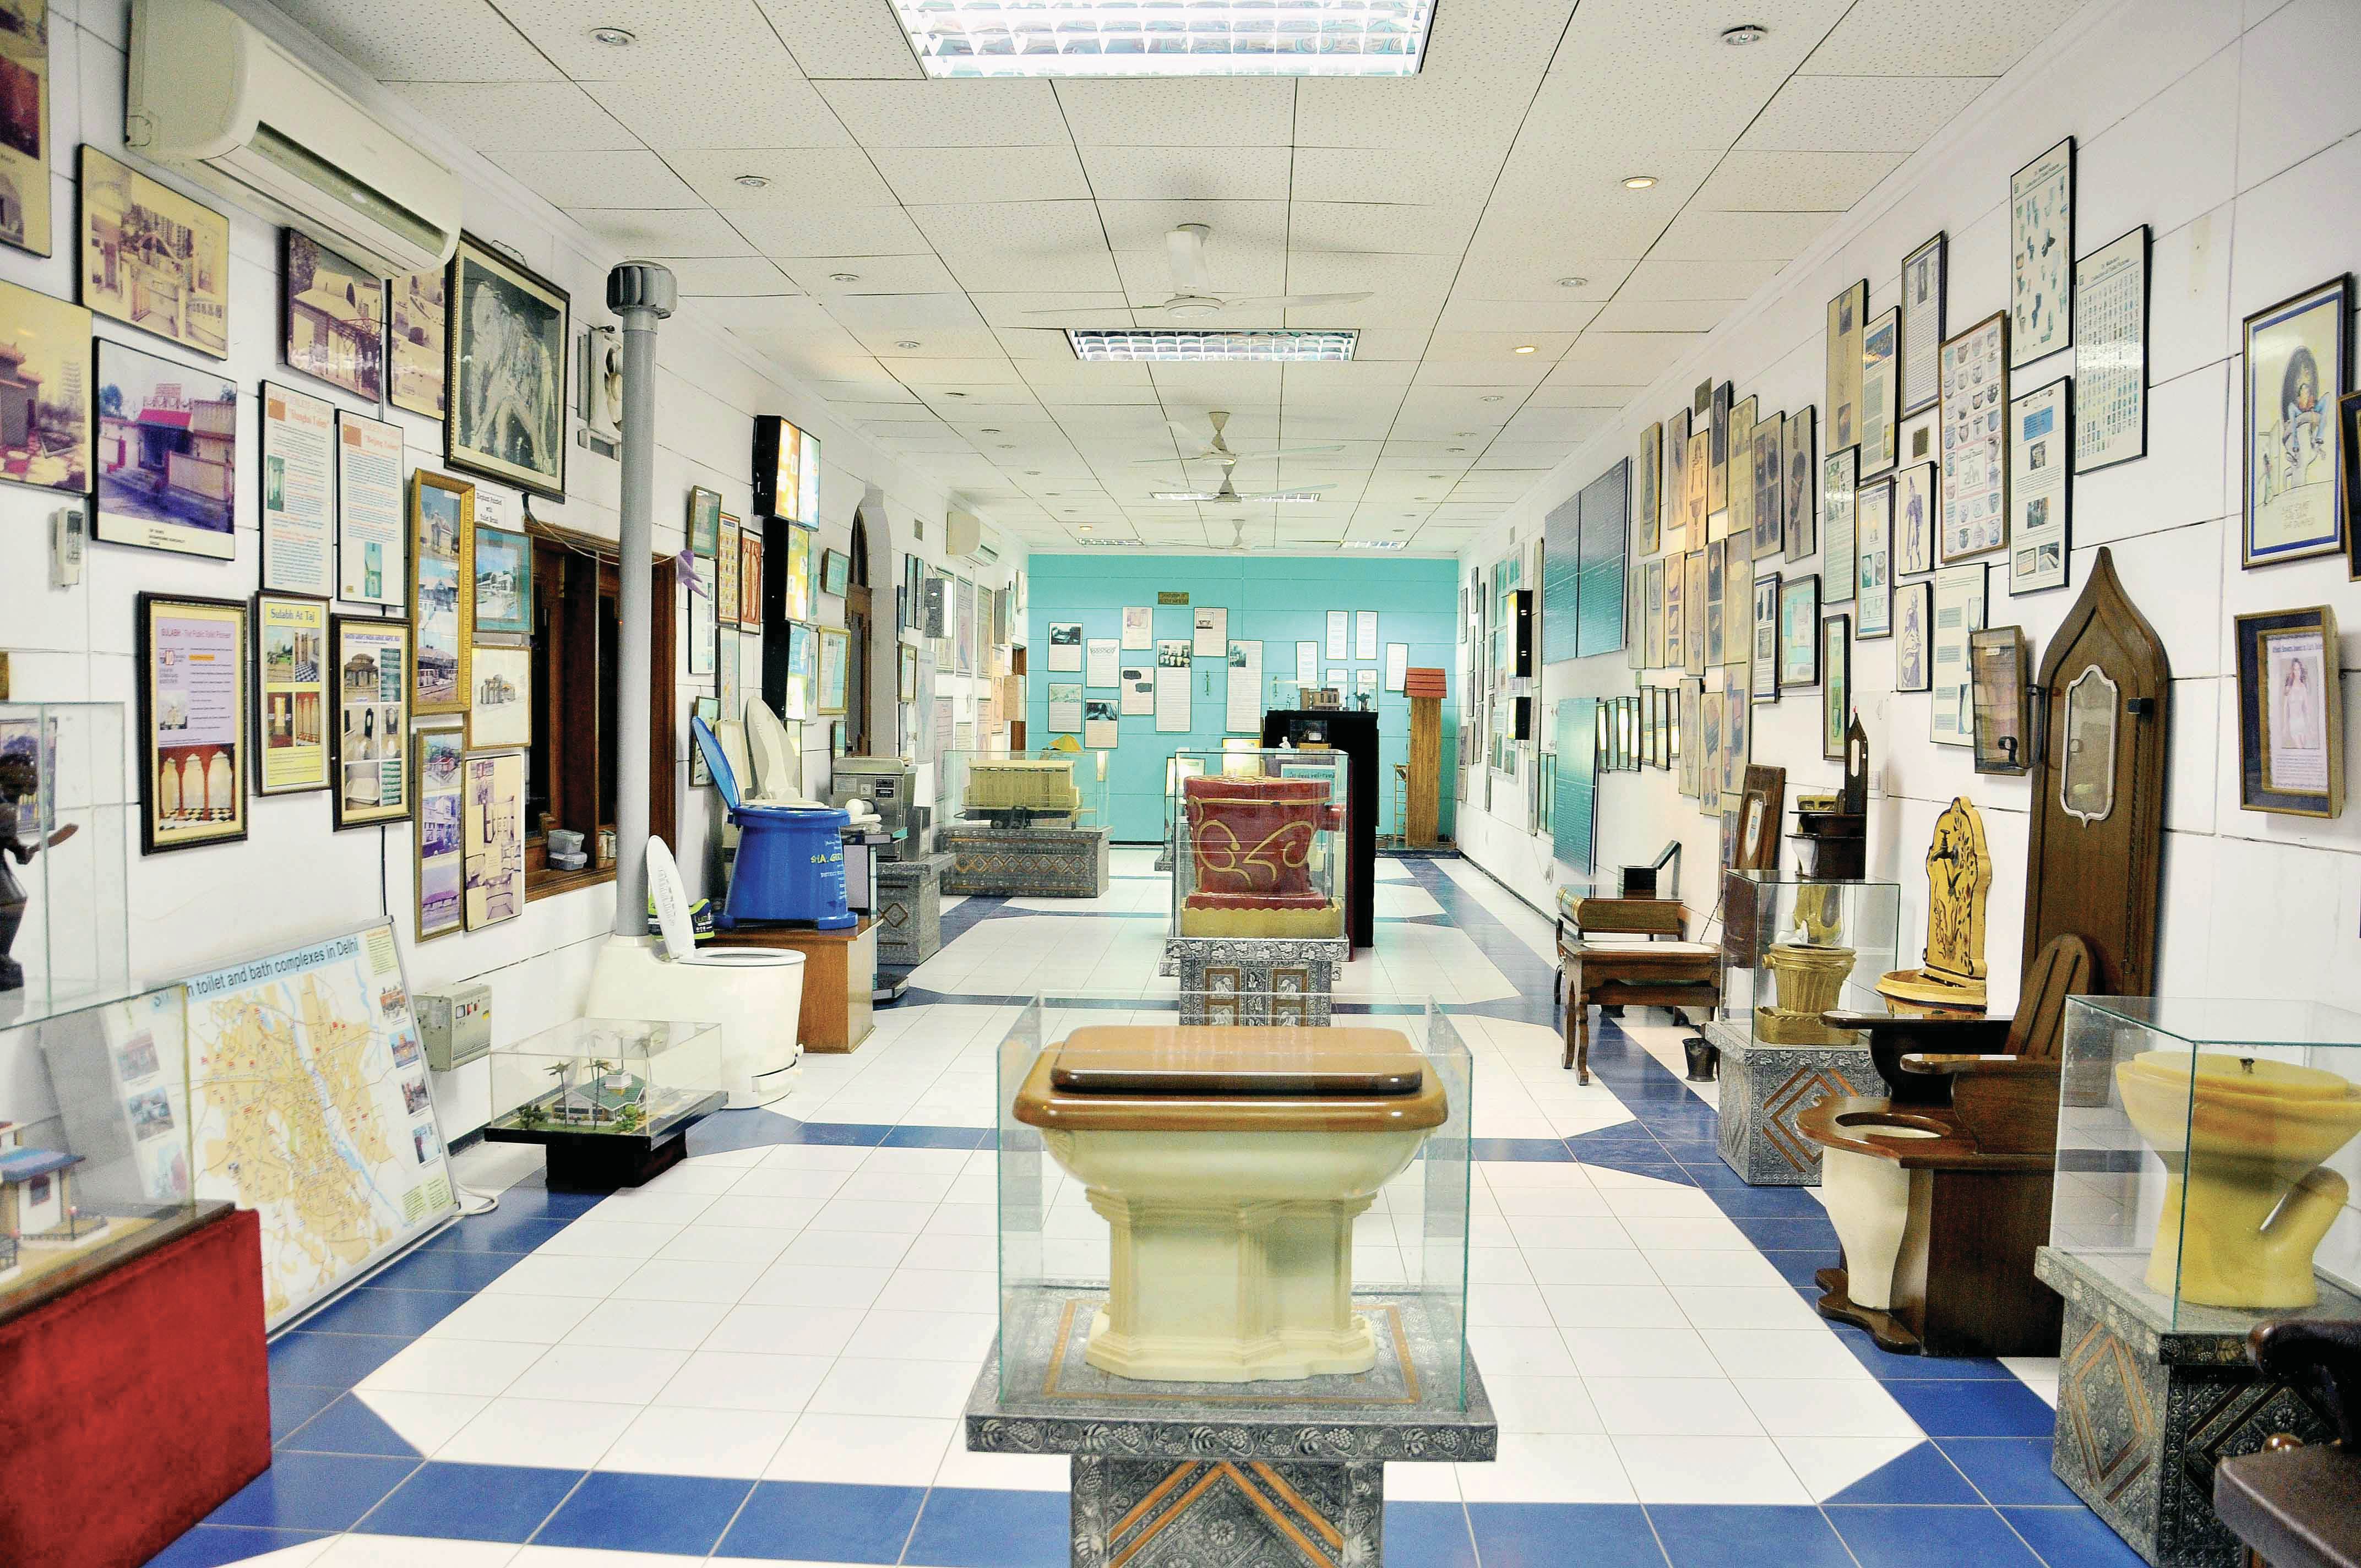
2282;345;2326;489
2281;653;2320;751
464;281;557;475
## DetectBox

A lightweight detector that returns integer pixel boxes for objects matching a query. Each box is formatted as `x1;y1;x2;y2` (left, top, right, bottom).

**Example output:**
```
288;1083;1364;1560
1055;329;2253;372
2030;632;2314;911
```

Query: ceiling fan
1140;409;1343;469
1031;224;1373;319
1151;471;1329;505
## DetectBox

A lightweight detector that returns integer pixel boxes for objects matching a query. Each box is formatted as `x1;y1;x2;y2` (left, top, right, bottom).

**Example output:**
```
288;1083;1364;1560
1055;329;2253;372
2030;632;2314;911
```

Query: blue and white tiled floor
153;850;2141;1568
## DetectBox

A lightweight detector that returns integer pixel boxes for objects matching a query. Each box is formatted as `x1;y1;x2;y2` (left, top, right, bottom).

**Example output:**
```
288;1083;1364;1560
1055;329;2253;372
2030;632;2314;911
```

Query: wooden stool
1556;896;1720;1083
714;918;877;1053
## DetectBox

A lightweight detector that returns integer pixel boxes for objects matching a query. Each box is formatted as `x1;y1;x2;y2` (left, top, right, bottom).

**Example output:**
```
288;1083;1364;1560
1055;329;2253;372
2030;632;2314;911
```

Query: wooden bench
1555;896;1719;1083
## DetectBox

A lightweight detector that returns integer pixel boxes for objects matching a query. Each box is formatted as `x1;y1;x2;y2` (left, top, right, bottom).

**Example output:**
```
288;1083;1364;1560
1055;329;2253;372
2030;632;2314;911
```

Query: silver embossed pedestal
1707;1018;1889;1186
1160;937;1347;1026
939;825;1113;897
2033;1246;2361;1567
968;1287;1495;1567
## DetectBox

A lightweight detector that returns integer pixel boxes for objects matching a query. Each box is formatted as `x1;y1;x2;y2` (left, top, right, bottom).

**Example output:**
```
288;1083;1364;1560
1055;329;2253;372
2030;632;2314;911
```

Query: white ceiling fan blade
1231;443;1346;460
1166;419;1206;440
1216;291;1374;310
1167;224;1215;295
1239;486;1333;500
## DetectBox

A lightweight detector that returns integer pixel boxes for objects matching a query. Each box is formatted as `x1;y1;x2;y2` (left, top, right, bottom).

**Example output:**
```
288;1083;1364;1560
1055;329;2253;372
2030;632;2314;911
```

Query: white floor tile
505;1343;690;1405
741;1263;894;1310
807;1355;975;1419
342;1391;490;1455
436;1396;638;1468
513;1548;707;1566
1383;1461;1461;1501
872;1267;999;1315
1465;1325;1579;1378
842;1310;1000;1363
1586;1377;1767;1438
1619;1216;1756;1251
1456;1434;1634;1504
702;1303;868;1358
1562;1326;1723;1380
778;1229;919;1271
1737;1376;1920;1438
582;1188;716;1226
1701;1329;1877;1382
360;1336;546;1397
808;1198;939;1235
934;1444;1072;1492
1521;1249;1663;1287
1467;1283;1554;1327
1504;1214;1634;1251
562;1297;732;1352
599;1404;796;1478
480;1253;643;1299
1669;1286;1827;1331
764;1413;956;1485
1484;1375;1604;1435
313;1537;522;1567
654;1226;793;1266
611;1257;768;1304
531;1219;681;1260
656;1349;833;1412
727;1166;851;1200
1775;1435;1927;1501
426;1293;599;1345
1643;1249;1792;1288
1613;1434;1813;1505
694;1196;826;1232
1541;1284;1680;1328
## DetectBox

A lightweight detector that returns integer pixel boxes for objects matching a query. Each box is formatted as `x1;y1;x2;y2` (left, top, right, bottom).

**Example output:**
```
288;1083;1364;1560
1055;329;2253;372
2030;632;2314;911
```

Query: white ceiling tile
854;326;1009;359
1499;406;1617;443
1800;0;2085;77
1345;329;1435;362
1547;331;1695;384
1447;255;1638;302
969;292;1135;328
1650;208;1837;262
777;255;967;295
1097;200;1291;257
1053;78;1299;146
567;206;753;257
667;258;798;295
1437;298;1602;333
868;145;1092;205
1421;330;1574;363
1588;298;1743;333
390;82;638;152
1289;203;1483;257
1538;0;1854;145
1522;383;1642;409
495;150;702;210
1412;360;1552;390
282;0;557;81
1693;150;1907;212
1112;243;1288;304
723;206;932;257
1290;146;1504;206
673;150;900;209
1077;147;1291;203
497;0;797;79
1019;358;1151;389
909;203;1122;292
1622;257;1788;300
817;79;1073;146
1294;72;1536;156
991;328;1077;362
584;73;850;150
757;0;927;79
1737;76;1996;153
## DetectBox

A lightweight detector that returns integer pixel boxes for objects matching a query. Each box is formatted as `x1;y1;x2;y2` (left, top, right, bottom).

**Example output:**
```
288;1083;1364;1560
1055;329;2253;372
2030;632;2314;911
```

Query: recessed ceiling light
895;340;922;349
889;0;1437;80
828;271;859;282
1513;344;1537;355
1078;524;1091;532
1622;175;1658;190
980;428;1000;434
590;25;634;45
1068;328;1356;363
998;444;1015;450
1557;276;1588;288
1478;395;1504;402
1447;447;1465;454
1721;23;1767;45
733;173;771;189
945;391;966;398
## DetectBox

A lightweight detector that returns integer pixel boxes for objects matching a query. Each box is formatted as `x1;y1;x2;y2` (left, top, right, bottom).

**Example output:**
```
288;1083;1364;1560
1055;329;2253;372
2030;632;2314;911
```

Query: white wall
0;0;1019;1140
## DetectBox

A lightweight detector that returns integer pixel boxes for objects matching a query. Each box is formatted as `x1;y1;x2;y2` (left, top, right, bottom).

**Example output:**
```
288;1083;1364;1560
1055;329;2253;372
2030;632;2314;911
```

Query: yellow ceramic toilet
2115;1050;2361;1309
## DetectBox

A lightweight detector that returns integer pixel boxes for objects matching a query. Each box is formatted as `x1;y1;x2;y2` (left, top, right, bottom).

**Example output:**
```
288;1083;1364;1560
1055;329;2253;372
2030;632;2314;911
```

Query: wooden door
846;582;871;756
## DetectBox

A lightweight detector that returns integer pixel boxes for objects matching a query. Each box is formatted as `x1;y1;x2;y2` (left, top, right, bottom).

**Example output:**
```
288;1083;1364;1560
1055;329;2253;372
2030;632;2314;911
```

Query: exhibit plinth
939;824;1112;898
1160;937;1347;1026
874;850;953;969
2033;1246;2361;1568
967;1288;1495;1568
1708;1017;1890;1186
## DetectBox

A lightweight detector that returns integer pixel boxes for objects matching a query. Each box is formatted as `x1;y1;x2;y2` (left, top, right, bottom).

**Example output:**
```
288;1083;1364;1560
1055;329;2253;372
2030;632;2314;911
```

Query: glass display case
939;747;1109;832
2050;997;2361;1326
2;982;197;1308
1;703;132;1028
997;992;1471;1406
1719;873;1902;1044
1168;748;1348;941
485;1018;727;1144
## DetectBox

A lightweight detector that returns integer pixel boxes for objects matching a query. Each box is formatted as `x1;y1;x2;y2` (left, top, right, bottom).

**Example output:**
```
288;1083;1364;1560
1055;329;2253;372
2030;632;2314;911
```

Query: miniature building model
0;1144;105;1248
961;757;1081;826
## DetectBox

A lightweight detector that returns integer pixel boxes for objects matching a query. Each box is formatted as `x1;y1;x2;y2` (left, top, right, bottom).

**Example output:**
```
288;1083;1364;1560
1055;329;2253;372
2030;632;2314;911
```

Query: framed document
407;470;474;720
1821;445;1857;605
1894;580;1933;693
1931;562;1987;747
2241;275;2350;569
2010;138;2075;367
252;591;330;797
1826;280;1867;451
2235;606;2342;817
1859;307;1899;477
331;614;413;829
1900;232;1947;416
2009;377;2073;595
1939;313;2010;564
1855;479;1893;639
260;381;336;597
2074;225;2148;473
1777;575;1820;689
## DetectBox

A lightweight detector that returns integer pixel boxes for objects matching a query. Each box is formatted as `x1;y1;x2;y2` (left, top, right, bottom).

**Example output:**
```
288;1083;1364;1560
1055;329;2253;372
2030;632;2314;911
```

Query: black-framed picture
1777;574;1820;689
472;524;533;640
252;590;330;797
1970;625;2032;776
1751;571;1781;701
1895;580;1933;693
1900;232;1947;417
1896;461;1937;577
2074;225;2148;473
2242;275;2351;569
137;591;251;855
2010;136;2075;367
282;228;385;402
2346;390;2361;581
2236;606;2343;818
820;546;850;598
2009;376;2073;595
95;336;238;560
1783;406;1816;562
1822;614;1851;761
260;380;336;597
330;613;413;830
1827;280;1867;452
446;231;569;499
1856;478;1893;639
413;722;465;942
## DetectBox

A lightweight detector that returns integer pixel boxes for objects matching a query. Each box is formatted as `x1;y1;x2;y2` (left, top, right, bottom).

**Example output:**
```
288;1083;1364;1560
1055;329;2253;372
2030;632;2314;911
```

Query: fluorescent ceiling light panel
893;0;1434;77
1150;490;1323;502
1068;329;1357;362
1341;540;1407;549
1078;536;1147;546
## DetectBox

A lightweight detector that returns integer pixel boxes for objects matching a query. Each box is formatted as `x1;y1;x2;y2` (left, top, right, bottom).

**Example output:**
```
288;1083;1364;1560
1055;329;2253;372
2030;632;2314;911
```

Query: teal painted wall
1026;554;1461;843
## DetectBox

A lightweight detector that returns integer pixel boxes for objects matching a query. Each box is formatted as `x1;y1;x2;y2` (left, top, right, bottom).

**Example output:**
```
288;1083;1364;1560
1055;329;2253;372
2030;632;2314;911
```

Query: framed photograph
716;514;741;629
461;748;526;929
1900;232;1947;416
688;487;722;558
446;231;568;499
2010;137;2075;367
1970;625;2032;775
472;525;532;640
786;523;814;622
899;644;918;703
1777;574;1820;689
1683;549;1706;677
820;546;850;598
2237;606;2343;817
2009;376;2073;595
1699;691;1725;815
2242;275;2351;569
282;229;385;401
2075;225;2148;473
1678;678;1702;798
1728;395;1756;549
1723;662;1750;803
389;266;447;420
412;723;465;942
95;337;237;560
1939;312;2010;563
1737;769;1783;872
1783;405;1816;562
818;625;850;716
1665;552;1688;673
251;591;329;797
1895;580;1933;693
1636;421;1662;554
1704;539;1727;666
739;526;764;627
0;0;51;257
469;643;530;748
1821;445;1857;605
1751;410;1784;560
1856;479;1894;638
1626;569;1647;671
1860;308;1899;477
1821;614;1852;761
0;277;90;495
786;621;816;722
1664;410;1691;554
1932;561;1987;746
1709;380;1733;516
1645;558;1666;668
80;147;229;358
1751;572;1781;701
1687;411;1711;542
329;612;411;830
138;594;249;854
409;469;474;722
259;382;335;597
1895;462;1937;577
1826;280;1867;451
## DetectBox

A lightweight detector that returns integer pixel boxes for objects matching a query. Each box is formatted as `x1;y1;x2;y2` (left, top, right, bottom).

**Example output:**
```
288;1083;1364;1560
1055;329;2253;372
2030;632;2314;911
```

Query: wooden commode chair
1556;895;1720;1083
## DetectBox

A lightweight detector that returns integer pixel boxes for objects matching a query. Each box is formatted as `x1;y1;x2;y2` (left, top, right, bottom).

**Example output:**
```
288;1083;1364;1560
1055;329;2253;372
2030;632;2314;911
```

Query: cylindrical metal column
606;260;677;938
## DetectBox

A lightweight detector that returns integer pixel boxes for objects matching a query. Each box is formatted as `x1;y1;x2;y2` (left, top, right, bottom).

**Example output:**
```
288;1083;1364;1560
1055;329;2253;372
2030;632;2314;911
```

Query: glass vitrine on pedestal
483;1017;728;1189
937;748;1112;897
0;703;133;1029
1163;750;1349;1022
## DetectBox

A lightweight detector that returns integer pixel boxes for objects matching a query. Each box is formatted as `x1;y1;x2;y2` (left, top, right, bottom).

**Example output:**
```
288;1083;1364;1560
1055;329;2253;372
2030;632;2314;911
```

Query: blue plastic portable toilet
692;716;855;931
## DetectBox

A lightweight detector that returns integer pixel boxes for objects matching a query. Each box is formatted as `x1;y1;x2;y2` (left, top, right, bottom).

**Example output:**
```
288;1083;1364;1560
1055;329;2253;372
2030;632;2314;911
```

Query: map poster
187;921;456;1329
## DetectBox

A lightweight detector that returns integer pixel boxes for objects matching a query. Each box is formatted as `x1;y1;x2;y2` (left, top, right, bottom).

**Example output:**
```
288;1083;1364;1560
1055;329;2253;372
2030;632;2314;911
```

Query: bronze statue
0;747;77;992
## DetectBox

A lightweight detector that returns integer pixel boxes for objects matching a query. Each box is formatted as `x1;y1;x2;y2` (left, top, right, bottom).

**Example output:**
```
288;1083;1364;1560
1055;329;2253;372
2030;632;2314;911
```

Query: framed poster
899;645;918;704
408;470;472;719
716;622;739;721
1709;380;1732;515
1626;569;1647;670
282;230;385;401
94;337;237;560
1722;663;1749;803
2236;606;2342;817
413;724;465;941
1751;573;1780;701
1728;396;1756;549
1047;621;1083;671
786;623;815;722
1751;411;1784;560
1353;609;1377;661
472;525;532;639
1939;312;2010;563
0;0;50;258
785;523;813;622
1686;412;1710;542
820;547;850;598
1644;558;1665;668
1895;580;1933;693
329;613;411;830
1663;552;1686;673
336;410;405;606
716;514;741;629
137;593;249;854
468;643;530;748
1900;232;1947;417
1783;406;1816;562
954;576;976;674
446;232;568;499
1326;609;1349;661
0;277;89;495
2010;137;2075;367
1822;614;1851;761
80;148;229;358
1636;422;1662;554
390;267;447;420
1821;445;1857;605
1856;479;1894;639
740;527;765;627
2242;275;2350;569
818;625;850;716
1698;691;1724;815
1683;549;1706;676
1859;307;1898;477
1677;678;1702;798
252;592;329;796
687;552;715;677
688;487;722;557
2074;225;2148;473
1826;279;1866;451
1704;540;1726;667
1664;411;1691;554
2010;376;2073;595
1199;606;1232;659
1895;462;1937;577
1122;606;1153;648
260;382;336;597
1931;561;1987;747
1777;575;1820;689
462;749;526;929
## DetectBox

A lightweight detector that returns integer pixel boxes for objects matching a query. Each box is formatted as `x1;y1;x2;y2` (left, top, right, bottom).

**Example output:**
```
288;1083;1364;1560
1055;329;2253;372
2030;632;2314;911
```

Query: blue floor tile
720;1480;927;1563
298;1285;471;1337
791;1121;896;1146
265;1330;409;1391
269;1381;339;1442
1577;1154;1696;1185
883;1124;992;1149
1827;1504;2046;1567
1830;1322;2017;1381
1824;1442;1982;1506
204;1452;418;1533
2000;1507;2148;1567
277;1393;420;1457
1648;1505;1852;1568
905;1485;1070;1567
1885;1379;2061;1438
353;1461;583;1542
1387;1501;1481;1568
421;1215;573;1254
687;1107;801;1157
1938;1439;2080;1506
1762;1250;1834;1289
1704;1185;1829;1218
1472;1503;1663;1568
1731;1216;1840;1250
533;1471;753;1555
365;1248;525;1293
145;1525;329;1567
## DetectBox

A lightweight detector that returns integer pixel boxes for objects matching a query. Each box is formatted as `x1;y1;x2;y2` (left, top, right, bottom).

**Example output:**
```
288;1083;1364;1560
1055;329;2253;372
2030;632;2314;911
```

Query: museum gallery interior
3;0;2360;1565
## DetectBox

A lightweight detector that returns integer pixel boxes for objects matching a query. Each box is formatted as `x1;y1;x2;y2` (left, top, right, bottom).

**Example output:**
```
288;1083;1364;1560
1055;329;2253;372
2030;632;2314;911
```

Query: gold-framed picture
414;722;465;941
2237;606;2343;818
0;0;53;258
252;590;330;797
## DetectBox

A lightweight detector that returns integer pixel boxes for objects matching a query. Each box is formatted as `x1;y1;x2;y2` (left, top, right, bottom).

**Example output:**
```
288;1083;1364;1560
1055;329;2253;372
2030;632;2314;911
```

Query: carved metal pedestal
1161;937;1346;1026
939;825;1112;898
1707;1018;1888;1186
2034;1246;2361;1568
875;851;953;968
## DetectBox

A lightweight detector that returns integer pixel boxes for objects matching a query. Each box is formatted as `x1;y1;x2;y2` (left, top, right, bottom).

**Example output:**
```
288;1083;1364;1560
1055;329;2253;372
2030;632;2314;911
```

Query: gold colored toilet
1012;1023;1446;1383
2114;1050;2361;1309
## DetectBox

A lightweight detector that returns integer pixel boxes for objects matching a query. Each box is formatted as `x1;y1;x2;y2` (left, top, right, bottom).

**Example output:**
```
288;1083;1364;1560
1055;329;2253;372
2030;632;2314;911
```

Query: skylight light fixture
1342;540;1407;549
1069;329;1357;363
891;0;1436;79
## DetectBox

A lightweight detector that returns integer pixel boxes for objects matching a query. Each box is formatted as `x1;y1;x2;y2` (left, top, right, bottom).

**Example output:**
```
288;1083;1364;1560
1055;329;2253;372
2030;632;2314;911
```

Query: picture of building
95;338;236;553
284;231;384;401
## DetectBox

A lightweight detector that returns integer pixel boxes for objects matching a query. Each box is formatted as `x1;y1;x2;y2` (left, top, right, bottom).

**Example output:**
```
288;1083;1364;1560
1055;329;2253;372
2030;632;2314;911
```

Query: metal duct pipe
606;260;676;939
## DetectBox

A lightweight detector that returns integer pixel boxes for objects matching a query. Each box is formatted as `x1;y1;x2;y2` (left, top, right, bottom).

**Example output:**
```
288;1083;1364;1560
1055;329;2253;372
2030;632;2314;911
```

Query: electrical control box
417;983;493;1072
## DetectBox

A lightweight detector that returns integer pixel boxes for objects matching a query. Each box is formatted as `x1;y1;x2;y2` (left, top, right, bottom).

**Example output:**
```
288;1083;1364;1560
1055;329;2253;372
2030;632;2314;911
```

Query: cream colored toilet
1815;1112;1943;1311
1013;1024;1446;1383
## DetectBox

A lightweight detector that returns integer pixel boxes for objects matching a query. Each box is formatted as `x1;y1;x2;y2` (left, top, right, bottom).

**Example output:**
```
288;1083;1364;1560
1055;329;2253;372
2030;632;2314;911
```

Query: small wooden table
1555;896;1720;1082
720;918;877;1053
